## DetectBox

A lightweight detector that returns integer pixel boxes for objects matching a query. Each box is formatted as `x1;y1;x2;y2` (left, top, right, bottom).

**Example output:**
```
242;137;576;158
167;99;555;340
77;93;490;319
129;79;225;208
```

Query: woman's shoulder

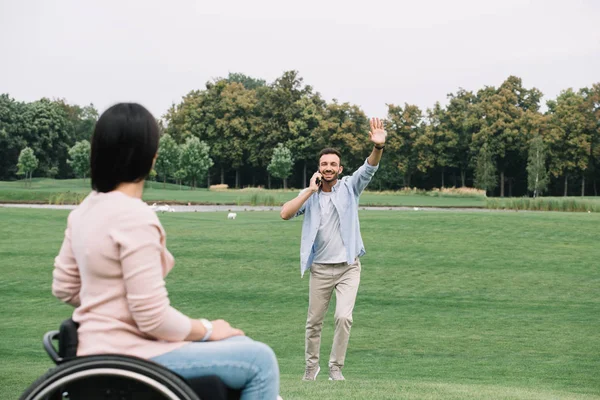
72;191;160;227
115;194;160;226
105;194;166;244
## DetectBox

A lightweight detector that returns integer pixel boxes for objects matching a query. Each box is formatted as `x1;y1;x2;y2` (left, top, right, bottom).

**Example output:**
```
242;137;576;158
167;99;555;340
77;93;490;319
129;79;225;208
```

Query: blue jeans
150;336;280;400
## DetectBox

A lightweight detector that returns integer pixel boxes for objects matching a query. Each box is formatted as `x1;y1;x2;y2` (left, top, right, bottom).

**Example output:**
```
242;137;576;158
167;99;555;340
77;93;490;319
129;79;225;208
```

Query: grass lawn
0;179;487;208
0;209;599;399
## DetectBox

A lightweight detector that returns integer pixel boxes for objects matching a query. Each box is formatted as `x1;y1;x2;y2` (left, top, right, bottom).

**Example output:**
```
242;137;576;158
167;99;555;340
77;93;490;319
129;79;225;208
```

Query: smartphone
315;176;322;186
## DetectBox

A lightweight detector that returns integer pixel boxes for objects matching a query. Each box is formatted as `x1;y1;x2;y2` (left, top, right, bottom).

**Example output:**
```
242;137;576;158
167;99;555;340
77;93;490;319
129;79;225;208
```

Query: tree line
1;71;599;196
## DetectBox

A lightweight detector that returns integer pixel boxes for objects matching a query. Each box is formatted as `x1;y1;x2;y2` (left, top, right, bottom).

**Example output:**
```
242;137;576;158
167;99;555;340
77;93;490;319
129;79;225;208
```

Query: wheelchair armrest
44;318;80;365
43;330;62;364
58;318;79;360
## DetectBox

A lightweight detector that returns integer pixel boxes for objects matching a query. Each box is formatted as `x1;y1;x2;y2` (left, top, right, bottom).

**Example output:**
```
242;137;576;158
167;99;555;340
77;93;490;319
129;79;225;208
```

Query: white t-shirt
313;191;347;264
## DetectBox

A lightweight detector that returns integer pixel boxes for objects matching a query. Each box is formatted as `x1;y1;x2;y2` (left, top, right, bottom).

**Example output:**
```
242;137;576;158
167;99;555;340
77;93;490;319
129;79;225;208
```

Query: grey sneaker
302;365;320;381
328;366;345;381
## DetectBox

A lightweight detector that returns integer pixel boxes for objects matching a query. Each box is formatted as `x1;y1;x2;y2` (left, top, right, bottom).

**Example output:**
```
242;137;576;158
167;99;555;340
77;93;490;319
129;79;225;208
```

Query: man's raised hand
369;118;387;145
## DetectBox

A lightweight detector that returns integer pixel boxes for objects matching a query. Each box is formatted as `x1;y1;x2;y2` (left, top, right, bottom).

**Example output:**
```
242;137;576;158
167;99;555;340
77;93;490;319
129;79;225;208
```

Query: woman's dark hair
91;103;159;193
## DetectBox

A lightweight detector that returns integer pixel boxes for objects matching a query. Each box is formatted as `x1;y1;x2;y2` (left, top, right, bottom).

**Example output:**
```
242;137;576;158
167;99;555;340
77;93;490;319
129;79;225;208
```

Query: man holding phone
280;118;387;381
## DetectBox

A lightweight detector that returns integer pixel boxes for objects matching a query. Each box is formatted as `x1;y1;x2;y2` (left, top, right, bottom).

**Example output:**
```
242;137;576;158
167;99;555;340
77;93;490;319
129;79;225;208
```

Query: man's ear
339;165;344;175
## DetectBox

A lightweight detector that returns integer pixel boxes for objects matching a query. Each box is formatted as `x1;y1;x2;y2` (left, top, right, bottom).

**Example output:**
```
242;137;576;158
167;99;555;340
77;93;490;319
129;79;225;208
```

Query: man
280;117;386;381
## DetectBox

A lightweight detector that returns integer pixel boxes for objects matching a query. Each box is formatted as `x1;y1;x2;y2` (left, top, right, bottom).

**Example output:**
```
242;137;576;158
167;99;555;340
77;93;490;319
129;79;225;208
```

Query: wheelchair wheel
20;355;200;400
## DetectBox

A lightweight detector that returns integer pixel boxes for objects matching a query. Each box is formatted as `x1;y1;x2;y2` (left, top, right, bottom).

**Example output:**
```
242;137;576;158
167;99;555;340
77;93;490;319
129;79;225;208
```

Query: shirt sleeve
292;188;311;218
347;158;379;196
112;218;192;342
52;213;81;307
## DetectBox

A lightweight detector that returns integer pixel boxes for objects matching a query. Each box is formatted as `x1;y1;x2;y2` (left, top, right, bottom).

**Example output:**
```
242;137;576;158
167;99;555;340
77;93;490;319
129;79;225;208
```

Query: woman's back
53;190;190;358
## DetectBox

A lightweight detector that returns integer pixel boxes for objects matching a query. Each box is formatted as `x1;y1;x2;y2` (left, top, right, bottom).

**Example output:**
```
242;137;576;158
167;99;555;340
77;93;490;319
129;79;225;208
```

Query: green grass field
4;179;600;211
0;208;599;399
0;179;487;208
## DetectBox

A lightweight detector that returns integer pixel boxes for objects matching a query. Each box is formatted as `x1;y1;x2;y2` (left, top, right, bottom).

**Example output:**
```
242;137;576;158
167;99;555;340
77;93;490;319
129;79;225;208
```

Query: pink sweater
52;191;192;359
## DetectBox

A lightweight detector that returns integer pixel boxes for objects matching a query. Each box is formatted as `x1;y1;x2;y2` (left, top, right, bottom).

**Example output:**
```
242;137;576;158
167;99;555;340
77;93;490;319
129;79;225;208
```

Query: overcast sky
1;0;599;120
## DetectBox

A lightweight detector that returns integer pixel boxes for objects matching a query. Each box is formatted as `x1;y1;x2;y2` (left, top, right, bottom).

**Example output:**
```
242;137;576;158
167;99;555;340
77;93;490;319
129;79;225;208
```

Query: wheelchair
20;319;241;400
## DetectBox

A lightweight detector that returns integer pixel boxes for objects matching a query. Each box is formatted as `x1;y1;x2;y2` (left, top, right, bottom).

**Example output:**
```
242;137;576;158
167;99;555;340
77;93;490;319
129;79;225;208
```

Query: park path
0;203;494;212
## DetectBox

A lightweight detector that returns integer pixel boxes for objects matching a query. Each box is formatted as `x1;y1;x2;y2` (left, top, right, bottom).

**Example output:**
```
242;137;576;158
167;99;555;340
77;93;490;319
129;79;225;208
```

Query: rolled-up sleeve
349;158;379;195
52;215;81;307
114;222;191;342
293;188;311;219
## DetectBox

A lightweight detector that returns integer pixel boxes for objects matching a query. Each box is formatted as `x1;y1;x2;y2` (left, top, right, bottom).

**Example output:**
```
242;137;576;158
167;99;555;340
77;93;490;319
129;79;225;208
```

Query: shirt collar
319;180;340;194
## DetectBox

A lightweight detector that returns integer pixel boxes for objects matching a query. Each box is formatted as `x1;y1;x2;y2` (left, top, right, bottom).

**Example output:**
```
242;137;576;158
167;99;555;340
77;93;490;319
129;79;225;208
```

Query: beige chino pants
305;259;361;369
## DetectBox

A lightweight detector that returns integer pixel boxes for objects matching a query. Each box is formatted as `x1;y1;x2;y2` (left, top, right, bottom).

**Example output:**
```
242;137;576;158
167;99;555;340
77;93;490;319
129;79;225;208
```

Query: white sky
1;0;599;119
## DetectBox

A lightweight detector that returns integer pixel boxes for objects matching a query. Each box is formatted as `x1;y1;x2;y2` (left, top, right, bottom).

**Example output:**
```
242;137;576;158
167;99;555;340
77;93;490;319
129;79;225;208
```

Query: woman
52;103;280;399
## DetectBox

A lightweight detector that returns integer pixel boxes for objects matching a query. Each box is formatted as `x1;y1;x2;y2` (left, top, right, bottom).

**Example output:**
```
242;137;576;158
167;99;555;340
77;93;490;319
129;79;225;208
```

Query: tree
57;100;98;142
0;94;28;180
472;76;542;196
250;71;322;188
145;169;157;189
267;71;322;188
216;82;260;188
21;99;73;178
17;146;38;187
0;97;97;181
157;119;166;135
173;169;186;190
385;103;424;188
226;72;266;90
369;155;404;190
78;105;99;139
163;71;360;190
267;143;294;189
165;80;260;188
417;102;458;187
284;94;324;188
474;143;496;194
67;140;91;180
163;96;197;145
546;89;591;196
445;89;479;187
155;134;180;187
1;96;98;181
180;137;213;189
527;135;549;197
472;82;515;196
580;83;600;196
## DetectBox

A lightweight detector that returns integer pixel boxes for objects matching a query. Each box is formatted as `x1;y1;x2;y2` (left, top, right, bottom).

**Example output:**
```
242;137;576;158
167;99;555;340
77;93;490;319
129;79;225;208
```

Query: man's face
319;154;343;182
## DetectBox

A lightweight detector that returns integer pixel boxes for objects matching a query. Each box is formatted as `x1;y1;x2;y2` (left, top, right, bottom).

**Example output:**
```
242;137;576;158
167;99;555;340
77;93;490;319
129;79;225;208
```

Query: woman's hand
208;319;245;341
186;318;245;341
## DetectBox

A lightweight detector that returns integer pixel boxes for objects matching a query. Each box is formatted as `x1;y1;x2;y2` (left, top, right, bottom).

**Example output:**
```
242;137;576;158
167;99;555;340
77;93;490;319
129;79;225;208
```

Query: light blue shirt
291;158;379;277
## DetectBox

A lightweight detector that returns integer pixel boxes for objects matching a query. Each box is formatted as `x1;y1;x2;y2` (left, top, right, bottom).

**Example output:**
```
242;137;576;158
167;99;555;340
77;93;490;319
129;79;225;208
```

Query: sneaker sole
328;370;345;381
303;366;320;381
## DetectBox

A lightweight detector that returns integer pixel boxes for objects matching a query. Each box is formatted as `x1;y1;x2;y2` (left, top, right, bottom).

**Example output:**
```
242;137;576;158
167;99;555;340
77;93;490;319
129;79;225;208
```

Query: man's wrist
374;144;385;150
